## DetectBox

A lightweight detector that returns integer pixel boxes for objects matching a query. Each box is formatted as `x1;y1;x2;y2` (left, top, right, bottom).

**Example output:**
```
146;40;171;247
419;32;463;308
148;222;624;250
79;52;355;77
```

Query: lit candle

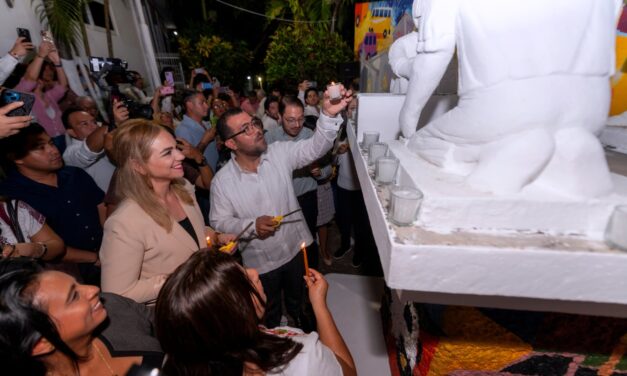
206;236;212;248
328;82;341;101
301;241;309;276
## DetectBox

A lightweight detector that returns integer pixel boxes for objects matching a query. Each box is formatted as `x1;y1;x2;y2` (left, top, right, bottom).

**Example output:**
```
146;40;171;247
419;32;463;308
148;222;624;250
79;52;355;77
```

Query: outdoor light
247;76;251;80
173;31;178;36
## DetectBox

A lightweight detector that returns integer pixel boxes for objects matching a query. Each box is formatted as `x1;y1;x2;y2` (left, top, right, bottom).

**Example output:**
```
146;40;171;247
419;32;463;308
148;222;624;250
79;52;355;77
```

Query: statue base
353;94;627;317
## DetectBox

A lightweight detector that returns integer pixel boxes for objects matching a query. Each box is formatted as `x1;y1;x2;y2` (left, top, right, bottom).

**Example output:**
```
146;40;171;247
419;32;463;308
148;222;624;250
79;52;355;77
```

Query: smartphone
195;68;205;74
309;81;317;88
17;28;31;43
165;71;175;87
0;90;35;117
41;30;54;44
160;86;175;95
201;82;213;90
218;86;229;94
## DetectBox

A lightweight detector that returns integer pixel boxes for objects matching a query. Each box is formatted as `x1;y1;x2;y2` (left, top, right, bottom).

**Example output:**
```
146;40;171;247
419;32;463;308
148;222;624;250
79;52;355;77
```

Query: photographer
62;100;129;192
15;40;68;152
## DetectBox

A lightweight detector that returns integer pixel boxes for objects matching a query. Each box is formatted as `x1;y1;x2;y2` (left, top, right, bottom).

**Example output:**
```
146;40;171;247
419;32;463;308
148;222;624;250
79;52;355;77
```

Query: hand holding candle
301;241;309;277
322;83;352;118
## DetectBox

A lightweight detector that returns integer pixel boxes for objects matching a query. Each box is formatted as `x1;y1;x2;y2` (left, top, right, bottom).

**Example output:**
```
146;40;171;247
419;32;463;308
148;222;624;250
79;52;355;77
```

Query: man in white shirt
62;102;128;192
210;85;352;328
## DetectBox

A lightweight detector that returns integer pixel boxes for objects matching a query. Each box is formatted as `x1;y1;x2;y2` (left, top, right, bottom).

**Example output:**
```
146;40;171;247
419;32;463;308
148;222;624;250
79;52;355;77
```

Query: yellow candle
301;241;309;277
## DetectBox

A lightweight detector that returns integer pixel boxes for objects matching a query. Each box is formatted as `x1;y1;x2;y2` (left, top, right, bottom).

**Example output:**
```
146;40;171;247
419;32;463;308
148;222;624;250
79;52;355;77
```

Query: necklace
94;341;118;376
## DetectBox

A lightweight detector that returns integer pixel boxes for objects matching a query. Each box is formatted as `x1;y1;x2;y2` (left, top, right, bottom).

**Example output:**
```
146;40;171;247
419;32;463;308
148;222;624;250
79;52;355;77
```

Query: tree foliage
263;24;352;88
32;0;89;56
177;32;253;89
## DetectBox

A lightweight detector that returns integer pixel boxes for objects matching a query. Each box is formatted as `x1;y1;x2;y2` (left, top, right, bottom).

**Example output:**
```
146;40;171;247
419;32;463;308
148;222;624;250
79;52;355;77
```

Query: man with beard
210;85;352;329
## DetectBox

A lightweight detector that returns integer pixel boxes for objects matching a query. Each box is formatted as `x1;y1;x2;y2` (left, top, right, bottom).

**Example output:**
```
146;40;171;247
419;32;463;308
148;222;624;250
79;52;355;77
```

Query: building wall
0;0;151;92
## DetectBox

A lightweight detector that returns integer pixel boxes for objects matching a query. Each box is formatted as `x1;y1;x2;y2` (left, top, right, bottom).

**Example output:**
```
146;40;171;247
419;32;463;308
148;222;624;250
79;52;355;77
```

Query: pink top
16;78;67;137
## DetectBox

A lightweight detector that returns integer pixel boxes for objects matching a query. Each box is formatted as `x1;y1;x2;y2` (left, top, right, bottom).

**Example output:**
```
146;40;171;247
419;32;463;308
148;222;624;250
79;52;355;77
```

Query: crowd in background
0;35;376;375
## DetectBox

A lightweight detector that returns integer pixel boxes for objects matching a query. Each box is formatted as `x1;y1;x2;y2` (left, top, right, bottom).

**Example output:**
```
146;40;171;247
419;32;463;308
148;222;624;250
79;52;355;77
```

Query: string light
214;0;332;24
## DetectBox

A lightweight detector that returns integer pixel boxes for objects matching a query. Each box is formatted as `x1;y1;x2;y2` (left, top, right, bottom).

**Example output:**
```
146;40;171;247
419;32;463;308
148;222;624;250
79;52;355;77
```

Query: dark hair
181;90;203;114
192;74;210;89
264;95;280;112
159;67;174;83
0;260;80;375
216;107;244;141
155;250;303;376
0;123;48;171
61;107;86;130
279;95;304;116
38;61;58;82
304;87;318;102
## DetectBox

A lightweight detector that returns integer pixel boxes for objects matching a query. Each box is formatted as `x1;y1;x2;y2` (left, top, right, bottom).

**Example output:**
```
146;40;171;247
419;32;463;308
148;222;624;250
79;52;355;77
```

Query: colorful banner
611;5;627;116
354;0;414;60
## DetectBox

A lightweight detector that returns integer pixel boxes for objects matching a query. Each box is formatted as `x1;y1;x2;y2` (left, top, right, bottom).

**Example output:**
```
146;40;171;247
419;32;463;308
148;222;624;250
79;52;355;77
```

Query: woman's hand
304;268;328;309
216;233;236;246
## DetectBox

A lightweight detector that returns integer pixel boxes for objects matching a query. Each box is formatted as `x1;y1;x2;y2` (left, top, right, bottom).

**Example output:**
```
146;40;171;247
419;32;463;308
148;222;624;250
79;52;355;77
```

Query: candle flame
206;236;212;247
300;241;306;248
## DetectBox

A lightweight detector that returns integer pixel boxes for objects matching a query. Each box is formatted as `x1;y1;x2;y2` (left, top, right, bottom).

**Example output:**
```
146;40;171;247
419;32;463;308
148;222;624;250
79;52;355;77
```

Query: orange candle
206;236;212;248
301;241;309;277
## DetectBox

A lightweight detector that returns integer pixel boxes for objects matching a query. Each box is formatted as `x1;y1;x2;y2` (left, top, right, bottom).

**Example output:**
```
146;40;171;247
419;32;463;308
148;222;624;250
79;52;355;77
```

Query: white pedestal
352;93;627;317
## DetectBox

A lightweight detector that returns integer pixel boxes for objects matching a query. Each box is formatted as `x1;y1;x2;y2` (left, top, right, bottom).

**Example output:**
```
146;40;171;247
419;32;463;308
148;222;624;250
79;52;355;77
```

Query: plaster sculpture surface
389;31;418;94
399;0;624;197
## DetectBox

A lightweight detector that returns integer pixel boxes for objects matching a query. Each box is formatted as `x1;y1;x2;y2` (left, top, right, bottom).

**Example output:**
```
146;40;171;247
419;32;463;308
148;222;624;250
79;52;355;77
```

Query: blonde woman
100;120;235;304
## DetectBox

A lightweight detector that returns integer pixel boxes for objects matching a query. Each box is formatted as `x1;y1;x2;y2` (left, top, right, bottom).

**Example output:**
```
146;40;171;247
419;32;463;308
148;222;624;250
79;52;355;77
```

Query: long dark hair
155;250;303;375
0;259;80;375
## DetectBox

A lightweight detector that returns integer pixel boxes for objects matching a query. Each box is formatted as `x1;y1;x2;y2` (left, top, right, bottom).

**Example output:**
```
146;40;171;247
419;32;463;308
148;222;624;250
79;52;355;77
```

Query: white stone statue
399;0;624;197
389;31;418;94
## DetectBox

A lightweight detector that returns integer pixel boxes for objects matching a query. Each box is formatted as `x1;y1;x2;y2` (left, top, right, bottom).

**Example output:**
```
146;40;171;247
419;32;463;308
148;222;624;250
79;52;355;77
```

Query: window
84;1;115;31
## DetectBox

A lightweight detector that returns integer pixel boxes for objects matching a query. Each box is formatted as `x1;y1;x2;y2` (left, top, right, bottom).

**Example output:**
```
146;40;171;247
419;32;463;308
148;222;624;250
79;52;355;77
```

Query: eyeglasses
284;117;305;125
225;117;263;140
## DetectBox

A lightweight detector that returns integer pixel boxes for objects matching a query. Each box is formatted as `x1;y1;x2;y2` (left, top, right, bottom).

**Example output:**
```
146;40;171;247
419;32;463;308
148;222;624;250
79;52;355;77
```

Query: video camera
88;56;153;122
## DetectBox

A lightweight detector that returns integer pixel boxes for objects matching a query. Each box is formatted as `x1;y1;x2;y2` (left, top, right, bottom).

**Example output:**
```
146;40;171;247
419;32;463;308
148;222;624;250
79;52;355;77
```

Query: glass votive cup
362;131;380;150
375;156;399;185
605;205;627;251
368;142;388;165
389;186;423;226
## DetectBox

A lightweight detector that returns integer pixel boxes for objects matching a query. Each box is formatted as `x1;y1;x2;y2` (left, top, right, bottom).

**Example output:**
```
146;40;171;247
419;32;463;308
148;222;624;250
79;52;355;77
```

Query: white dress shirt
63;136;116;192
210;112;342;274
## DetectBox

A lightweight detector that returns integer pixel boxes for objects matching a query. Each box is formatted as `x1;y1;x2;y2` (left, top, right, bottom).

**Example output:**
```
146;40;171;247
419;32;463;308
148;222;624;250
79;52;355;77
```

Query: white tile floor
325;273;391;376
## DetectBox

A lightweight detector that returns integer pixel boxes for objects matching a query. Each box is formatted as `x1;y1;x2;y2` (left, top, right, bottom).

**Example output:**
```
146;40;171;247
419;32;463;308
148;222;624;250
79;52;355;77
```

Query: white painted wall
0;0;152;92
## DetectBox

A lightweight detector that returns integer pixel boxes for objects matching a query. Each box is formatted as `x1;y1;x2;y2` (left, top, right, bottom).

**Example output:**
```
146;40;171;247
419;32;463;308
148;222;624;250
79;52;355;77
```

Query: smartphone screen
201;82;213;90
0;90;35;117
195;68;205;74
165;71;175;87
17;28;31;43
160;86;175;95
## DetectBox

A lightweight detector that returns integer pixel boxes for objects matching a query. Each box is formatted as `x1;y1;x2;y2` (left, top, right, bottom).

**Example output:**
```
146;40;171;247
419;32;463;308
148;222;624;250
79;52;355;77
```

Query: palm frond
31;0;87;54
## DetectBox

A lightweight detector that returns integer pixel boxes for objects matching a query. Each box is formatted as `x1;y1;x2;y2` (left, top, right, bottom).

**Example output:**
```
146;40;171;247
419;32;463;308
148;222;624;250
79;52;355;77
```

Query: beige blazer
100;182;206;304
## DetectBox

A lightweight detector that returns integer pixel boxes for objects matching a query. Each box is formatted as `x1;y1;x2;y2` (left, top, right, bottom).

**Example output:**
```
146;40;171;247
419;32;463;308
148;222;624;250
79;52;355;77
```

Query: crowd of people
0;36;376;375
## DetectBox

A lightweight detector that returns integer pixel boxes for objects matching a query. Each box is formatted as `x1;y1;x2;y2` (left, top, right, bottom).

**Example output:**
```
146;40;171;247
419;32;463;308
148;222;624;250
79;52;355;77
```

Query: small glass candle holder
605;205;627;251
389;186;423;226
362;131;380;150
375;156;399;185
368;142;388;165
327;82;342;101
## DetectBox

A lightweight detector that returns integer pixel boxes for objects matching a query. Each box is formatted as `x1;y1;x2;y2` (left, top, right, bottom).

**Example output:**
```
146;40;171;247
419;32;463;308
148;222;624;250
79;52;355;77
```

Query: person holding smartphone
15;40;69;153
1;35;33;85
